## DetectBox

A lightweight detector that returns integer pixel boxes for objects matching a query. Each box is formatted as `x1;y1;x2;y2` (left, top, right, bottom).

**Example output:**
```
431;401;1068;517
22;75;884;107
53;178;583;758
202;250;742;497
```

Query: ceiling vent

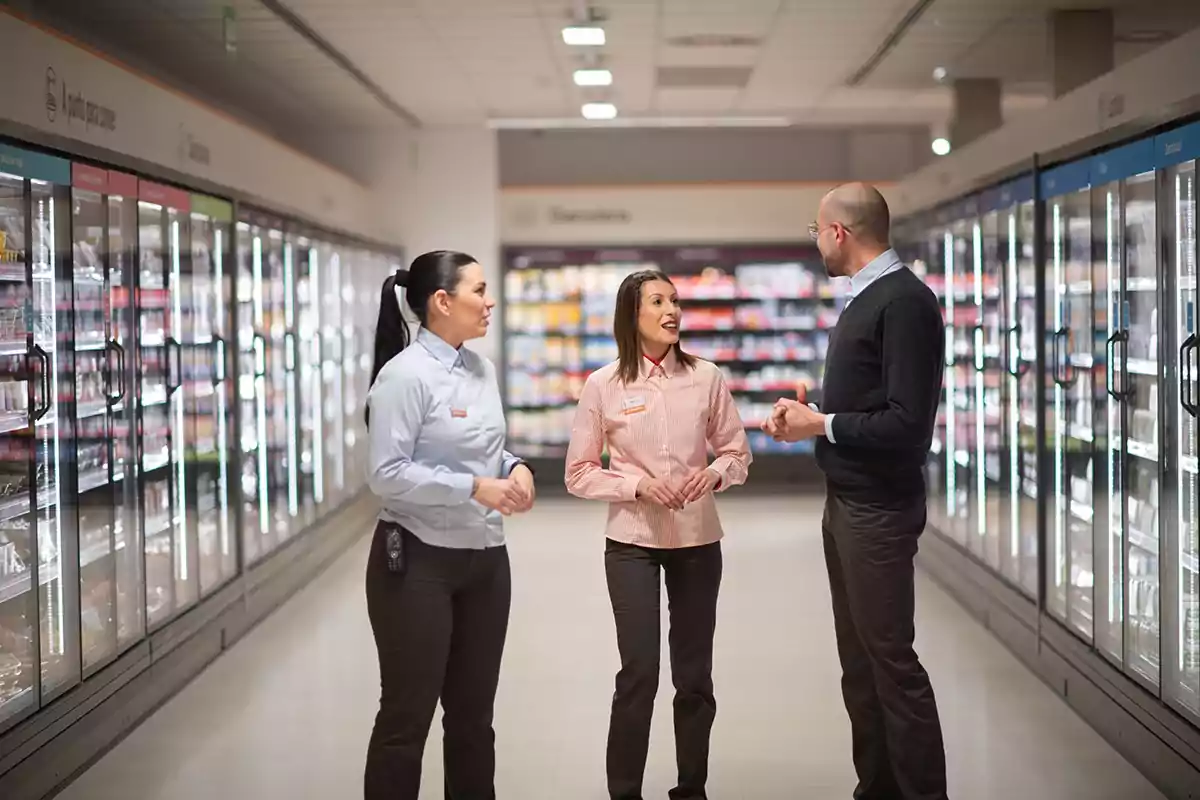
655;66;753;88
664;33;763;48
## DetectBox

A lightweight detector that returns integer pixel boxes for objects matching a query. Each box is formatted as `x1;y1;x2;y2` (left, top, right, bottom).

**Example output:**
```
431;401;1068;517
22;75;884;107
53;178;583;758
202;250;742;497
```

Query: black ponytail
370;271;411;389
365;250;478;426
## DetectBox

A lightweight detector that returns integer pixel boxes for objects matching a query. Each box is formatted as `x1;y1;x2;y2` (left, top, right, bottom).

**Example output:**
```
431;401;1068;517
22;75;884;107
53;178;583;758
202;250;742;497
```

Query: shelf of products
502;245;846;457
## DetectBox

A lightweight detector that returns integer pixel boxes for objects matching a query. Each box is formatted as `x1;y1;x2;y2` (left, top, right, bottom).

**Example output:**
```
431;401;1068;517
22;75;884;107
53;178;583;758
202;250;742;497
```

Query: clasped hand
636;469;719;511
473;465;536;516
760;384;826;443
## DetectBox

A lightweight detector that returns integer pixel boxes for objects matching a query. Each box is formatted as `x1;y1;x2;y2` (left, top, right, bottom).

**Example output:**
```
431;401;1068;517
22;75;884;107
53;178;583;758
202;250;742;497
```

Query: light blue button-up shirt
818;249;907;443
366;327;523;549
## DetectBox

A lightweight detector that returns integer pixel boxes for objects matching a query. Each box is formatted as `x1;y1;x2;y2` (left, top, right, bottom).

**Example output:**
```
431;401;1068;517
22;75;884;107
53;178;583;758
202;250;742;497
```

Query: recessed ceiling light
582;102;618;120
573;68;613;87
931;137;952;156
932;66;947;82
563;26;606;46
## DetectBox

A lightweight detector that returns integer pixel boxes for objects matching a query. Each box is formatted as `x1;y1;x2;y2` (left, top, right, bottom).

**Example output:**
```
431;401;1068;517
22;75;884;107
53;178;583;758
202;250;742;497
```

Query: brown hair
612;269;696;384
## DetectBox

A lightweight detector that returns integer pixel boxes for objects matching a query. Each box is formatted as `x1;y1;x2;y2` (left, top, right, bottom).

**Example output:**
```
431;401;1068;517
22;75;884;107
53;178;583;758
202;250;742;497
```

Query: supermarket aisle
58;495;1163;800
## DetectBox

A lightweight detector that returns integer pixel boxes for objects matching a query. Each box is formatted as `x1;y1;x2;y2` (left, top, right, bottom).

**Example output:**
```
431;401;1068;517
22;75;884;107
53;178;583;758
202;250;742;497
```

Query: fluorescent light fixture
932;137;952;156
563;26;606;46
573;68;613;86
582;102;618;120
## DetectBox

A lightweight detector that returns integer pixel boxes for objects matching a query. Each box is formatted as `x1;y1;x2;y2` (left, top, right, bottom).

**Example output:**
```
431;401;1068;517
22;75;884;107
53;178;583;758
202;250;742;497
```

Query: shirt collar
640;347;678;379
848;248;902;299
417;327;463;371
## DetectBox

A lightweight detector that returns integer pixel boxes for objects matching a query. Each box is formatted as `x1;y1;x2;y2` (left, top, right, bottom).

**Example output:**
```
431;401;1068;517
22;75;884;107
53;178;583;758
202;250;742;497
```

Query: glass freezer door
31;178;79;703
974;213;1003;570
947;222;973;545
70;170;142;676
0;168;80;726
187;204;234;597
138;191;197;627
1121;172;1162;688
1005;200;1040;598
296;241;321;525
1045;188;1097;641
320;243;345;507
1165;158;1199;718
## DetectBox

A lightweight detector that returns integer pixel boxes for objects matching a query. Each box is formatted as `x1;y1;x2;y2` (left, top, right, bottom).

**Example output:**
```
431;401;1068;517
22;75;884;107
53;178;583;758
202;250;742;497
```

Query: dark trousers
823;490;948;800
364;522;511;800
604;538;723;800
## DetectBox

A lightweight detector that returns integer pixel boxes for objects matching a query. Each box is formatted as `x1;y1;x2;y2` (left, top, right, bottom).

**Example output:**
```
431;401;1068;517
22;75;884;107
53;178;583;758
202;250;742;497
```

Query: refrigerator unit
907;117;1200;736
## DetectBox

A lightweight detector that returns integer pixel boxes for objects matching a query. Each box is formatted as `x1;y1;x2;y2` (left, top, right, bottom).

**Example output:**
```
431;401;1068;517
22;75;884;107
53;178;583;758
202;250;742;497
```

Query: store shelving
501;244;846;460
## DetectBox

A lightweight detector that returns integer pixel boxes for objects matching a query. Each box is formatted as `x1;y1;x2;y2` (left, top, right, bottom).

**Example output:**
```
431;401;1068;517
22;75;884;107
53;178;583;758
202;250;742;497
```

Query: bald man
764;183;948;800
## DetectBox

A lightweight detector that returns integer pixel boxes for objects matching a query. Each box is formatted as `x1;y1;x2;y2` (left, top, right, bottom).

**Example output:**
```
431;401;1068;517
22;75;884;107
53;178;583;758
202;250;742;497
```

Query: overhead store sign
45;65;117;133
0;9;377;240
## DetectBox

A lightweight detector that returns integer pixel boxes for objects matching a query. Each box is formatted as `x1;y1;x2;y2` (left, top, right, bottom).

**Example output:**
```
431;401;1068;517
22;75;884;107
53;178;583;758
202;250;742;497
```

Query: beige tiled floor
58;495;1165;800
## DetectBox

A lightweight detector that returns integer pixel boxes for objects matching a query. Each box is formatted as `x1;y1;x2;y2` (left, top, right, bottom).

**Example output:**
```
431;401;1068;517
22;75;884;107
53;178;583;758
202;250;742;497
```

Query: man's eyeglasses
808;221;851;241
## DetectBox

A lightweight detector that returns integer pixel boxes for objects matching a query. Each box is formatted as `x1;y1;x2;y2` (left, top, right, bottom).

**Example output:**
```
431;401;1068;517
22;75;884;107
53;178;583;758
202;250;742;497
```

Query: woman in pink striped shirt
565;269;752;800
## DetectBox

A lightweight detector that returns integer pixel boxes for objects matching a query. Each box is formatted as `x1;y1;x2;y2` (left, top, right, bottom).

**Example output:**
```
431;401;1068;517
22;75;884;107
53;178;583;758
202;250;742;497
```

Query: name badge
621;395;647;415
451;408;468;419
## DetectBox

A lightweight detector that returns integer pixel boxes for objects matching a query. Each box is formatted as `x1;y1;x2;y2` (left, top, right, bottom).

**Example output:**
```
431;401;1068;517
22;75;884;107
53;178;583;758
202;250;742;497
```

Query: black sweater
816;267;945;499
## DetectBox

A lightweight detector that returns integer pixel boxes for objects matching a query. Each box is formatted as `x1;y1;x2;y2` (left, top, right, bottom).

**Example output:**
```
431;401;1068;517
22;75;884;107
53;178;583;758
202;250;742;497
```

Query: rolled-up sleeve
706;371;751;491
501;450;524;478
367;374;475;505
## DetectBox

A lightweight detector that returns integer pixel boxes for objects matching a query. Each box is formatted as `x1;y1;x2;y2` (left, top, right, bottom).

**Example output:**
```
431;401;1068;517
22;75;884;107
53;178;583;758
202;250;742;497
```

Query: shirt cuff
501;453;523;478
620;473;642;502
448;472;476;504
824;413;837;443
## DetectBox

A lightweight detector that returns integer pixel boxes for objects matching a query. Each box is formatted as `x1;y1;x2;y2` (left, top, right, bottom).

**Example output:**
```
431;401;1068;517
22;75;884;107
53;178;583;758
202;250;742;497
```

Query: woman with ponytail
364;250;535;800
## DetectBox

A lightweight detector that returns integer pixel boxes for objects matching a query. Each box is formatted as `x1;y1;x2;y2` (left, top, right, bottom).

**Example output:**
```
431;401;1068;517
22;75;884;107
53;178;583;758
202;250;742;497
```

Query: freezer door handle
1052;328;1069;387
107;340;126;405
1107;330;1131;400
166;337;183;394
30;344;50;421
253;333;267;378
1181;333;1198;418
211;336;226;385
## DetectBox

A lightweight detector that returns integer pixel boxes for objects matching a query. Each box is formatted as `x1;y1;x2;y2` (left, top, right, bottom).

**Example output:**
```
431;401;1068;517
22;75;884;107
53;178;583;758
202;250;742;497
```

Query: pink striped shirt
565;350;752;548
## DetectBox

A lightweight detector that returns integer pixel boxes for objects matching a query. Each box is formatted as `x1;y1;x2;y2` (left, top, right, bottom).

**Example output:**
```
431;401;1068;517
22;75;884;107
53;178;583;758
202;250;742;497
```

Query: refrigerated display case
186;196;235;598
235;213;297;564
0;144;79;729
69;165;143;676
1042;162;1099;644
1161;123;1200;721
994;180;1040;599
904;117;1200;755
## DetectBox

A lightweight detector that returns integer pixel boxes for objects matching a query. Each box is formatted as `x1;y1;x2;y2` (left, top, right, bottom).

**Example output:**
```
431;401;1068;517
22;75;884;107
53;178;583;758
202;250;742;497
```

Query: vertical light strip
43;196;66;655
945;231;957;517
171;219;187;583
253;235;268;536
311;249;324;505
1008;211;1021;558
1053;202;1065;593
1106;189;1119;626
1177;172;1189;670
331;253;345;491
284;243;298;517
974;221;986;537
214;228;229;558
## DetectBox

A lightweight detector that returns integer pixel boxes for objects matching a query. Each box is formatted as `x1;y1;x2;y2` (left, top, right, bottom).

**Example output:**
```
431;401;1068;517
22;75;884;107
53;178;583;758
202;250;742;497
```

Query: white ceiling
278;0;1200;127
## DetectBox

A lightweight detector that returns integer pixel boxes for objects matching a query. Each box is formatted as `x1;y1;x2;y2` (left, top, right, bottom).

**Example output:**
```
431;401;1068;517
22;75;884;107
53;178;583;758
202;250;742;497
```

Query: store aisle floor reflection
58;495;1163;800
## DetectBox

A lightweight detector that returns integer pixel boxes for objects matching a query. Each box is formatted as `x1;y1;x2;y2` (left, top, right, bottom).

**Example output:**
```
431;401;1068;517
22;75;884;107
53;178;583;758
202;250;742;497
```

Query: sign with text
45;65;117;133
